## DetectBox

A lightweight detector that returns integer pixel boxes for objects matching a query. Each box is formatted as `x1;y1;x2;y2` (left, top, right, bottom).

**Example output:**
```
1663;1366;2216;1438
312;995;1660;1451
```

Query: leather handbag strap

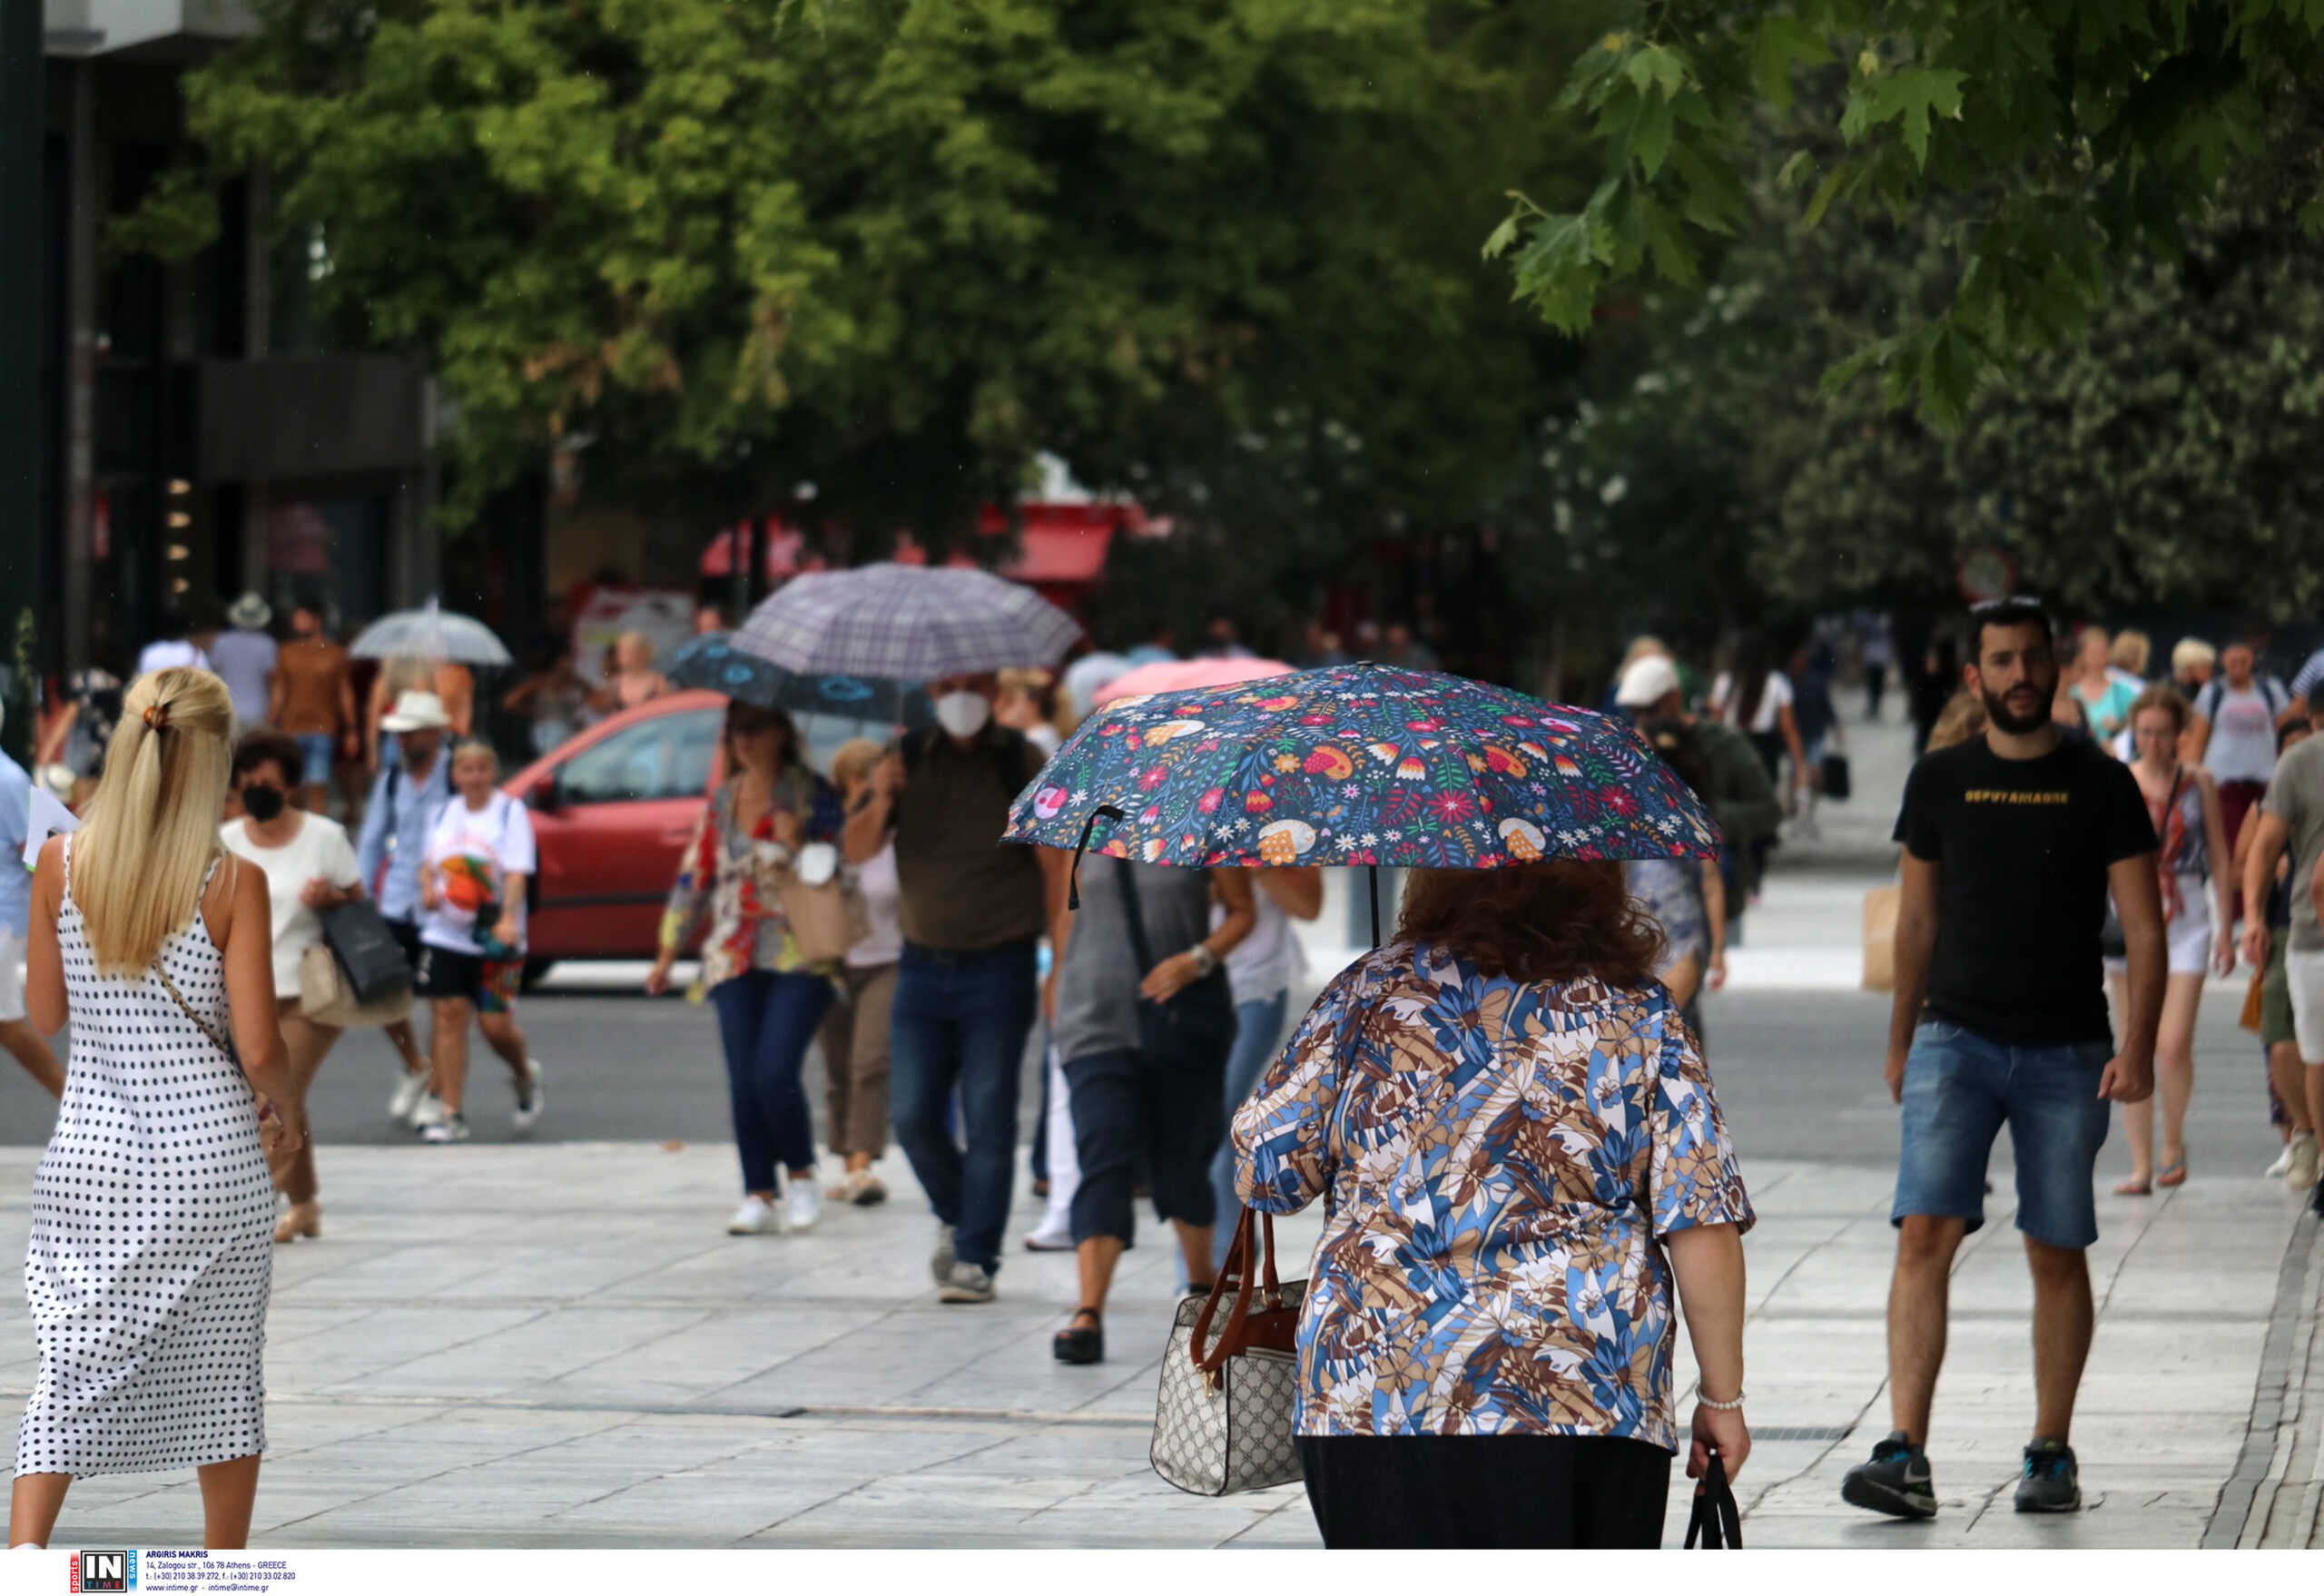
154;962;239;1069
1188;1207;1285;1376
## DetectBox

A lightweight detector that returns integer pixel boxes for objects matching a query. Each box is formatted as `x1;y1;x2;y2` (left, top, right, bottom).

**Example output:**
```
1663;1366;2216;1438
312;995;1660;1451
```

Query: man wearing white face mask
845;671;1065;1305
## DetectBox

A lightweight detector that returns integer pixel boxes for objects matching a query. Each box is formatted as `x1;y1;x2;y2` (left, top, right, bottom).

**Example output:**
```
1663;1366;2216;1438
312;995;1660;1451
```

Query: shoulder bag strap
1113;855;1157;975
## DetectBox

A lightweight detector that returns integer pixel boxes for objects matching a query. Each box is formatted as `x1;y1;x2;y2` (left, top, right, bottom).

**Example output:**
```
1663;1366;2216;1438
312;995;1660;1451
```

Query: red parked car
505;691;898;972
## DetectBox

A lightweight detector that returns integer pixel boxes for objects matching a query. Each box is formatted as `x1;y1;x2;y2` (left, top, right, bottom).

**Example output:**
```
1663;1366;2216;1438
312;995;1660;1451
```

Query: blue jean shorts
1893;1019;2113;1250
294;732;336;787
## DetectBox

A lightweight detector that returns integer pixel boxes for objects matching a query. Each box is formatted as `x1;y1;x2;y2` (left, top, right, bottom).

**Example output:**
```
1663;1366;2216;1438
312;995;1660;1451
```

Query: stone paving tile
0;1143;2302;1548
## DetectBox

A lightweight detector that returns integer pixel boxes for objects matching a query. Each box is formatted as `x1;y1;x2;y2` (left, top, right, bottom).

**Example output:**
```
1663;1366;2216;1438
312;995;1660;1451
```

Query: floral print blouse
661;773;844;990
1232;940;1752;1449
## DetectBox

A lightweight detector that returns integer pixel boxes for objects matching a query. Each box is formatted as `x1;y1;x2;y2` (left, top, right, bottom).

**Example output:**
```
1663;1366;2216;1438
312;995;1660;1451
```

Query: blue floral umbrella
665;633;934;728
1001;663;1718;935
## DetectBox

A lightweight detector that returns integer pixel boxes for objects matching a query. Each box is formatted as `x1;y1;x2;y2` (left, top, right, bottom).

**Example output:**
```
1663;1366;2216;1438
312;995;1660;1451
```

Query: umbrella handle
1068;804;1125;911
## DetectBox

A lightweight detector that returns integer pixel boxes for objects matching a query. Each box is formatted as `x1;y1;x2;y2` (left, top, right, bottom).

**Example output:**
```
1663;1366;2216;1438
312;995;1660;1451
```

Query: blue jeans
890;940;1039;1272
1209;989;1290;1276
1893;1018;2113;1250
709;970;835;1193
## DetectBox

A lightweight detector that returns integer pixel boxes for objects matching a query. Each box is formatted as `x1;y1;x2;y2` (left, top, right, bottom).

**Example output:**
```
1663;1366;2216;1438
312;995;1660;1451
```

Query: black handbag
1685;1449;1744;1549
1820;752;1852;802
320;898;416;1004
1114;858;1236;1070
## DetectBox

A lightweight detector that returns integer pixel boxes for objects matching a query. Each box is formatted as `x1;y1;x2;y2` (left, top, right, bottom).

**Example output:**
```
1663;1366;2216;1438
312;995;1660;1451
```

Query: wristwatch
1187;944;1219;980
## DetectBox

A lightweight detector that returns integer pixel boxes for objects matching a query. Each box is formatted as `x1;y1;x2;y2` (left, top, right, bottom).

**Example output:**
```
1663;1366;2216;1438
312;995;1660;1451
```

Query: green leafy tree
131;0;1600;584
1489;2;2324;427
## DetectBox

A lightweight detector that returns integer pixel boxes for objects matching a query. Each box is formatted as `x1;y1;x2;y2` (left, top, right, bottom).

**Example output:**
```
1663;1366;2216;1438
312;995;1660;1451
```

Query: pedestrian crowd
21;576;2324;1552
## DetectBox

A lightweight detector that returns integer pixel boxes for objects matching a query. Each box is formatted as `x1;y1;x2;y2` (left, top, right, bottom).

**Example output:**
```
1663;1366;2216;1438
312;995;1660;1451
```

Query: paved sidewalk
0;1135;2303;1548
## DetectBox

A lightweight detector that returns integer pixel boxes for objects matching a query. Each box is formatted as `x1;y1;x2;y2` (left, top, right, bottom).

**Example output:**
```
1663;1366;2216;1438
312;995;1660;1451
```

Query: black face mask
241;784;288;823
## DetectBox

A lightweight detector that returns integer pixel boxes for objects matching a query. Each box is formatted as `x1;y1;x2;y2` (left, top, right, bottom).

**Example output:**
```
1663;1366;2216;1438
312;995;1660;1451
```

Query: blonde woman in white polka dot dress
9;669;304;1551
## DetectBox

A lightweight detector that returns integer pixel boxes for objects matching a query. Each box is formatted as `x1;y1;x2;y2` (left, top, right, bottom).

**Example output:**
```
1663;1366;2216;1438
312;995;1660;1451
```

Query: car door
526;707;724;959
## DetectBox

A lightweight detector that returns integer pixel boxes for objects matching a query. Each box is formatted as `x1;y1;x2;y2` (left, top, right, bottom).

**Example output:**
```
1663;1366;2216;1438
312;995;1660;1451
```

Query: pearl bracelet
1698;1391;1746;1412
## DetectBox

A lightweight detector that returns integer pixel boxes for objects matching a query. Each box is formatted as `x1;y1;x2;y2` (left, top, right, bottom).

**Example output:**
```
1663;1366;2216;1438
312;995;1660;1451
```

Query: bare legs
8;1473;67;1548
0;1019;64;1098
9;1454;261;1550
1887;1215;1964;1443
381;1018;428;1080
2026;1238;2093;1442
1887;1216;2092;1447
428;999;528;1119
2270;1042;2315;1140
2117;971;2201;1186
1069;1219;1216;1328
429;997;472;1114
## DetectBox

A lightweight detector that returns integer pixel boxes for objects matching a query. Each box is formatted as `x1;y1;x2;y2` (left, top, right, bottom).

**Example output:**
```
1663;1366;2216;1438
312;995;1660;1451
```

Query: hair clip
142;703;170;731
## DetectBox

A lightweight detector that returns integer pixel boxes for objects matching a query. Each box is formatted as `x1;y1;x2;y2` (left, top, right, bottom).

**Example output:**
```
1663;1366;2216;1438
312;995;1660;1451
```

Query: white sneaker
2290;1132;2319;1189
409;1093;448;1131
389;1070;429;1125
1023;1216;1074;1252
931;1223;958;1284
510;1058;545;1135
2267;1142;2296;1178
727;1196;783;1236
419;1114;470;1144
784;1182;821;1232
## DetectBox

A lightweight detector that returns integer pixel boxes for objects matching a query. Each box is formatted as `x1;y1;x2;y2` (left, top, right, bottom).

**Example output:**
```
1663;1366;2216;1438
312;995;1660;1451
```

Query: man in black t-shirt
1842;598;2163;1523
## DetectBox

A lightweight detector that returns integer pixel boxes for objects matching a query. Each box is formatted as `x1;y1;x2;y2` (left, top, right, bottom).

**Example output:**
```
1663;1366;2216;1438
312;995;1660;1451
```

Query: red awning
701;502;1145;587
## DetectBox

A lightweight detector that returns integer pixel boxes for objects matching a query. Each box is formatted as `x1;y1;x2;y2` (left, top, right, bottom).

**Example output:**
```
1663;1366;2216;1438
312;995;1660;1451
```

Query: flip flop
2156;1159;2188;1189
2113;1176;2153;1197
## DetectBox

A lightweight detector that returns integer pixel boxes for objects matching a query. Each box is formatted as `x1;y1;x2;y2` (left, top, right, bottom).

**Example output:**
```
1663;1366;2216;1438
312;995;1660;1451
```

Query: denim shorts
1893;1019;2112;1250
294;732;336;787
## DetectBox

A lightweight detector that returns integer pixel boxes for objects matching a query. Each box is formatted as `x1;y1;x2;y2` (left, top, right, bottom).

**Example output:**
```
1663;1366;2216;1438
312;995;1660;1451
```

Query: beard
1980;682;2053;736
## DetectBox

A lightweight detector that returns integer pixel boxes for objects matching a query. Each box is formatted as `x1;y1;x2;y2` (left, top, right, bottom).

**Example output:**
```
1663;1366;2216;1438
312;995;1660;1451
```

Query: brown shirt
274;638;350;734
891;725;1047;951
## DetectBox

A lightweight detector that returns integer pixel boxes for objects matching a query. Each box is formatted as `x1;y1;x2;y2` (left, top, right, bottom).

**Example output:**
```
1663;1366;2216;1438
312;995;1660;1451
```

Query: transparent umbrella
347;598;513;666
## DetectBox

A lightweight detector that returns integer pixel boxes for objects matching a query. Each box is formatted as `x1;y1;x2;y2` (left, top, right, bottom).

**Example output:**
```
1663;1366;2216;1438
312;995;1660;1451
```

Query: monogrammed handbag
1150;1206;1306;1496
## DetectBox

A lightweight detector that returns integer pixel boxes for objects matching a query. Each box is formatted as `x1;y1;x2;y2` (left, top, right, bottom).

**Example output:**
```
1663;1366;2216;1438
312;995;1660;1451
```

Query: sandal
2156;1157;2188;1189
2113;1175;2153;1197
1052;1307;1104;1365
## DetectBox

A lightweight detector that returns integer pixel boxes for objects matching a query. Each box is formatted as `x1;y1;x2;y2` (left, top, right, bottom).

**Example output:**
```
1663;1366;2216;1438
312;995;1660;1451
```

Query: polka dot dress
15;842;272;1478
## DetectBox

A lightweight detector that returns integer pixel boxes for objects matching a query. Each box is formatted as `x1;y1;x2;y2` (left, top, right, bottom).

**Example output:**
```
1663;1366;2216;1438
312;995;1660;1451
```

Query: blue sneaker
2014;1438;2081;1512
1841;1432;1937;1519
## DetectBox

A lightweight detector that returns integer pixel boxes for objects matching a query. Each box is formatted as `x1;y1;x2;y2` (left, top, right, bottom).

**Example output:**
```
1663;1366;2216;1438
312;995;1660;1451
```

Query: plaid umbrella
665;633;934;728
734;563;1081;683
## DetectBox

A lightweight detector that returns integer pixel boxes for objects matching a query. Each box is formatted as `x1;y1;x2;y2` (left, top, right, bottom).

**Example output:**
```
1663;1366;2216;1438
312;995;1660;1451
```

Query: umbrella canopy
1002;662;1718;870
1059;651;1133;720
348;599;513;666
1093;656;1293;705
664;633;934;728
734;562;1081;683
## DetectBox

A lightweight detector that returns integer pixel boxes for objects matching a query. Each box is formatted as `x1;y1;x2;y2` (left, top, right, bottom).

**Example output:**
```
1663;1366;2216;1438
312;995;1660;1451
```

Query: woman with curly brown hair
1232;861;1754;1549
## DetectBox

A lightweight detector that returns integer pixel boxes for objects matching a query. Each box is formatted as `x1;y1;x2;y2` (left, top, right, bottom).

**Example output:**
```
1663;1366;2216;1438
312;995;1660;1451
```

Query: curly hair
1397;860;1664;990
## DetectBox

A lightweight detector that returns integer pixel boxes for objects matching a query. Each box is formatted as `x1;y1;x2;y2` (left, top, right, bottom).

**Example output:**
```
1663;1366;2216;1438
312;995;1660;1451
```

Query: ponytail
74;668;235;975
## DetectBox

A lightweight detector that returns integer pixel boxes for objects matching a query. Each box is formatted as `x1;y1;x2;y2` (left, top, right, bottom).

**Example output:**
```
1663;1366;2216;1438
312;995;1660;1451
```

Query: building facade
39;0;439;679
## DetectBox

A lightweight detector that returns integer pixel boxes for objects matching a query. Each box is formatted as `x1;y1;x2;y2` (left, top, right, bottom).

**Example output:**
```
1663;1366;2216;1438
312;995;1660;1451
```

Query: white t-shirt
1711;670;1794;734
136;640;212;676
420;792;537;955
222;813;361;1000
209;629;279;725
846;842;903;969
2197;677;2290;785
